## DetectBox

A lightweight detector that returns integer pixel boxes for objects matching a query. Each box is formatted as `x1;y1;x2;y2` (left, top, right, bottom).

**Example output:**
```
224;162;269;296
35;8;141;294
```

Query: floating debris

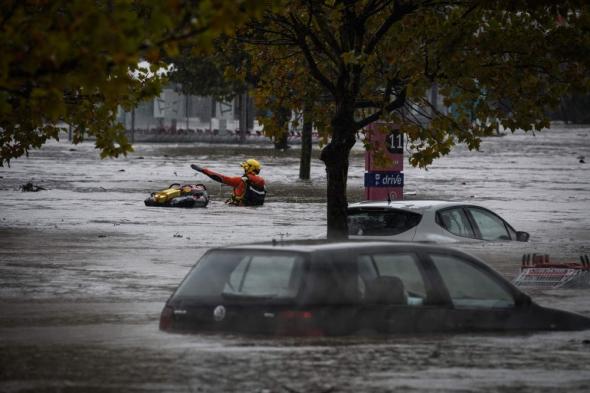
20;182;46;192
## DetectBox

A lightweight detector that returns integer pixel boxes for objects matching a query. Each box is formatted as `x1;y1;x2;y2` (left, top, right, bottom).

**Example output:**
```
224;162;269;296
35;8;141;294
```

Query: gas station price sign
364;123;404;200
386;130;404;154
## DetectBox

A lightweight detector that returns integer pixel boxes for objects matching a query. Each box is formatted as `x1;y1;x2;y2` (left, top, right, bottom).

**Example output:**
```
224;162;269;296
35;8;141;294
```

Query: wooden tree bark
321;105;357;239
273;106;291;150
299;102;313;180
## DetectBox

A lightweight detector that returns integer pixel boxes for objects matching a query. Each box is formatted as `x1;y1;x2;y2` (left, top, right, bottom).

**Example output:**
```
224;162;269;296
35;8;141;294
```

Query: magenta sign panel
364;123;404;201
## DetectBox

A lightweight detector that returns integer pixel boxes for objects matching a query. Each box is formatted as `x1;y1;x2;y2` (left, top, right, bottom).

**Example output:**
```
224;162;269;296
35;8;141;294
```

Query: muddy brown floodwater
1;125;589;392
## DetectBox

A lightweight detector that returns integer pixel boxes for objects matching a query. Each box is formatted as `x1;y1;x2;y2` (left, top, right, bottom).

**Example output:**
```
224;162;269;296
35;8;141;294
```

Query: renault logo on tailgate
213;305;226;322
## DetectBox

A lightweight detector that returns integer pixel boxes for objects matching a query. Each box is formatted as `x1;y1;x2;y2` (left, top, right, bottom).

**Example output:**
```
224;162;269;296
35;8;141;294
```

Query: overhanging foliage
0;0;275;166
239;0;590;238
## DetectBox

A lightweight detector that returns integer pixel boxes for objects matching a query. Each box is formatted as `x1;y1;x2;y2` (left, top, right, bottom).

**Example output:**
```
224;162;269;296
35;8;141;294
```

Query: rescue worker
190;159;266;206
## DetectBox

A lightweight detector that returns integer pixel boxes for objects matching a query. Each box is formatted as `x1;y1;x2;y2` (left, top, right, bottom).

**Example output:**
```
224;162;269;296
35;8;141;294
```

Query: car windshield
172;251;305;302
348;209;422;236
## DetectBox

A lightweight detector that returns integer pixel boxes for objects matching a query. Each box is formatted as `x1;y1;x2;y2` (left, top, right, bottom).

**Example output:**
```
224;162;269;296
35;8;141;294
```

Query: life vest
228;175;266;206
242;177;266;206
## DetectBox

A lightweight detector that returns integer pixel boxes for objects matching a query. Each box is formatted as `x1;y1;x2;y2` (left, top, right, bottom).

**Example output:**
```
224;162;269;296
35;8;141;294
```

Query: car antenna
387;193;391;205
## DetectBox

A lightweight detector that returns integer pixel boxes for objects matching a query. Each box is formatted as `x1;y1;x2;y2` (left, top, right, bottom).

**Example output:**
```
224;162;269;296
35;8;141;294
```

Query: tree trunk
274;132;289;150
274;106;291;150
321;110;356;239
321;139;354;239
299;103;313;180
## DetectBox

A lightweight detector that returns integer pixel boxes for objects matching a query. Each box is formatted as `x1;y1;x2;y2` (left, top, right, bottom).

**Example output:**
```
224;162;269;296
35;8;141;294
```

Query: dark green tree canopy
0;0;274;166
241;0;590;238
247;0;590;165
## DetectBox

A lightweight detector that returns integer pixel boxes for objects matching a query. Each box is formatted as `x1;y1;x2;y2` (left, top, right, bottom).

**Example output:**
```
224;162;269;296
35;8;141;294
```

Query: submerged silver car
348;200;530;243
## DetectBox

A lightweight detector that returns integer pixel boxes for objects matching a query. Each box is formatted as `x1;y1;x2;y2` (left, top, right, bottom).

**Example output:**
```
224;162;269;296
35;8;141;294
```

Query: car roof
209;239;460;255
347;200;469;212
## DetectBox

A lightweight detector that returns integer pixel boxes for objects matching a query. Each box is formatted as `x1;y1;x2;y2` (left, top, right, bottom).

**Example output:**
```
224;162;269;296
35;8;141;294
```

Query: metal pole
210;98;215;133
185;94;189;131
430;82;438;115
131;108;135;144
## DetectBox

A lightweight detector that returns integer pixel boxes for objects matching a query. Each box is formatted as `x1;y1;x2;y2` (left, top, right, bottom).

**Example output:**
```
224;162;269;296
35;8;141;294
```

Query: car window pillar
417;251;453;306
461;207;482;239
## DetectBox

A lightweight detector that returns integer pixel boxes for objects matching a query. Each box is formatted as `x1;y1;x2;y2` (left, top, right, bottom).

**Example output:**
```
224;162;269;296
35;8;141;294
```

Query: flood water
1;125;589;392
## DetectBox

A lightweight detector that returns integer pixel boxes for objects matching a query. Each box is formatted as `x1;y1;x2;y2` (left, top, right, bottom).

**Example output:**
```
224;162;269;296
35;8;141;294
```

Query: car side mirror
516;231;530;242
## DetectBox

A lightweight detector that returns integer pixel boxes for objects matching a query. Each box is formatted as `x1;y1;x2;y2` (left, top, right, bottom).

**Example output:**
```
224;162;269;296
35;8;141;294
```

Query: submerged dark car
160;241;590;336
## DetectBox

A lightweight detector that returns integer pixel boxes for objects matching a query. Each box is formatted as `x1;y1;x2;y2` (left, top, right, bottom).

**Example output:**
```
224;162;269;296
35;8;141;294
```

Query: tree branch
365;0;415;55
288;12;338;95
355;87;407;130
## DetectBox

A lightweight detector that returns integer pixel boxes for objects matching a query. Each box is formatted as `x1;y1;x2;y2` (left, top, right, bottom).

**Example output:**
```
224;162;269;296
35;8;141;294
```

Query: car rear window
347;209;421;236
172;251;305;301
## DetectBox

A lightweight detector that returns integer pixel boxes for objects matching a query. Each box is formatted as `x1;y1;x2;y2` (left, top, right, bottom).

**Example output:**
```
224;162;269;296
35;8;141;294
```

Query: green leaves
0;0;272;166
341;51;366;65
238;2;587;171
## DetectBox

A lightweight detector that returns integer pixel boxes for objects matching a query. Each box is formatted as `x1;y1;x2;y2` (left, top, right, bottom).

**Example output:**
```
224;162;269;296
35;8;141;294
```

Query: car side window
225;255;302;297
303;259;361;304
437;208;475;238
358;253;426;306
430;254;515;308
467;207;511;241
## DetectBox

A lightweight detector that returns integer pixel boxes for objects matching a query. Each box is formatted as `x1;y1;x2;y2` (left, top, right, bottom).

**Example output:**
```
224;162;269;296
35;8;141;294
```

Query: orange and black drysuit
200;168;266;206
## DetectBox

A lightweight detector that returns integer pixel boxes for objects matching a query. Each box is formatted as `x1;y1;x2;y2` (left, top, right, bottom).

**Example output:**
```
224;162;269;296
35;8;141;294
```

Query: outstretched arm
191;164;242;187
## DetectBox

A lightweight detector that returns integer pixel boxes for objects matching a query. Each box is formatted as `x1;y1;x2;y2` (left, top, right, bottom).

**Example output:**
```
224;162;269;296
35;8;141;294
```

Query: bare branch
355;87;407;130
288;13;338;95
295;11;344;69
365;1;416;55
